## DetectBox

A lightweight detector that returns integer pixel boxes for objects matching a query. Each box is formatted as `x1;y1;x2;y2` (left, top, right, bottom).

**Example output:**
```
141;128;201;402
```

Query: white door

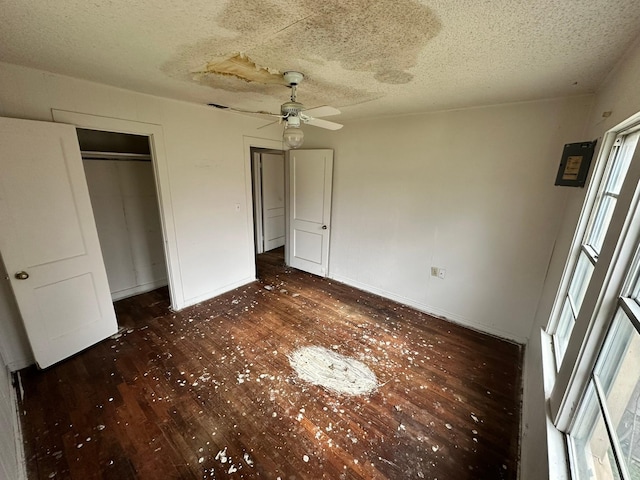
287;149;333;276
261;153;285;251
0;117;118;368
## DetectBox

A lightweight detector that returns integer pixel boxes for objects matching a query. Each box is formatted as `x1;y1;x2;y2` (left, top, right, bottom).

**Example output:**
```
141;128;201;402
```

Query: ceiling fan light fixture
283;123;304;149
207;70;342;138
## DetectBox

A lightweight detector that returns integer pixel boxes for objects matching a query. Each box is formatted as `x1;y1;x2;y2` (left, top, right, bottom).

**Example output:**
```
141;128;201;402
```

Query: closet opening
77;128;170;316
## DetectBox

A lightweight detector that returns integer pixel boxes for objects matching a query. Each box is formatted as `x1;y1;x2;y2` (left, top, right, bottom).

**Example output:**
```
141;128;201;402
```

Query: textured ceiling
1;0;640;121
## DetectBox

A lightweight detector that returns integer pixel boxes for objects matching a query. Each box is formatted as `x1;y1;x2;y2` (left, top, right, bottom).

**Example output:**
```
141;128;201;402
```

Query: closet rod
81;151;151;162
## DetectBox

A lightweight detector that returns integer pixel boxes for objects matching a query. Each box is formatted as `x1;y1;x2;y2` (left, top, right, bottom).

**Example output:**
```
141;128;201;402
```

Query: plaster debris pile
288;345;379;395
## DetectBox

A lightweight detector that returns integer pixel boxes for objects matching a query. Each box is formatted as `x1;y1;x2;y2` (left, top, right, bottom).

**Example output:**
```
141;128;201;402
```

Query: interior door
287;149;333;276
0;117;118;368
261;152;285;251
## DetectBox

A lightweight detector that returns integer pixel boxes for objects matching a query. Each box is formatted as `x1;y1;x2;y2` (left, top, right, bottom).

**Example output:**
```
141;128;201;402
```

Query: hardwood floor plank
18;247;522;479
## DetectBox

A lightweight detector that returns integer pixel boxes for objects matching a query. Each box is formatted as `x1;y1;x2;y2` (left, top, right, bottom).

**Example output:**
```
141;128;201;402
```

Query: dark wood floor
18;248;522;479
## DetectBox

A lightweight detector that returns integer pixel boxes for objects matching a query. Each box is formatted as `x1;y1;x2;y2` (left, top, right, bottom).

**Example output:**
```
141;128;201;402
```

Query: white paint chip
289;346;378;395
215;447;228;464
303;454;310;462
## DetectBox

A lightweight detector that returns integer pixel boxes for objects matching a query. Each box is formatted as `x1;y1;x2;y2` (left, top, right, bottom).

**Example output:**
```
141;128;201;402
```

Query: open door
0;117;118;368
287;149;333;277
261;152;286;251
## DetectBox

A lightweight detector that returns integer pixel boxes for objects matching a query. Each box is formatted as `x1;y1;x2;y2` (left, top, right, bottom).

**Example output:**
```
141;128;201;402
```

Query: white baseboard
111;279;168;301
328;272;527;344
174;277;256;311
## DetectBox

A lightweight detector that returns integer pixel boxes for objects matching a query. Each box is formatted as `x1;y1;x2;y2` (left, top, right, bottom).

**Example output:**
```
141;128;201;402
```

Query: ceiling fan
208;71;343;149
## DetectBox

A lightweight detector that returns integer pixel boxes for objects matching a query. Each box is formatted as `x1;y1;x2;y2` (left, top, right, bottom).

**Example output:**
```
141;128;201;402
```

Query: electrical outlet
431;266;446;279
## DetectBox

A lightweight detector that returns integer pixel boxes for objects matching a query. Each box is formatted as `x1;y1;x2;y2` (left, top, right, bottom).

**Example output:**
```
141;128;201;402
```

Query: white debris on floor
288;346;379;395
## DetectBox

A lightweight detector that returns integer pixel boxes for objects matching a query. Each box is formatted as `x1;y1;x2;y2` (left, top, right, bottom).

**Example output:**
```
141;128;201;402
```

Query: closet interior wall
79;129;168;301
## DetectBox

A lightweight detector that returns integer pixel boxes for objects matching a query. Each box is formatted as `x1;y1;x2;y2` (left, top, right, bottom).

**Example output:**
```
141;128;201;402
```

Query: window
568;251;640;479
551;131;640;367
547;114;640;480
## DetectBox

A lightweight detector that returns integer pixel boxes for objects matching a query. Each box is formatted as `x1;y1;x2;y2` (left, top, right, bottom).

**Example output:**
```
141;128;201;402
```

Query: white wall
520;37;640;479
0;259;32;370
0;62;283;370
305;96;593;342
84;160;168;300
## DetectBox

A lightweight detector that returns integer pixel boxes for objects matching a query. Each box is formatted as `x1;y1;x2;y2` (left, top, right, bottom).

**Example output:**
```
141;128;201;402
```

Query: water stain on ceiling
163;0;441;110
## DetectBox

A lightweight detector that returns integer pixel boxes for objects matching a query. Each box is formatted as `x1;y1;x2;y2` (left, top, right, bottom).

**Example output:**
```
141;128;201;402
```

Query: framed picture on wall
554;140;597;187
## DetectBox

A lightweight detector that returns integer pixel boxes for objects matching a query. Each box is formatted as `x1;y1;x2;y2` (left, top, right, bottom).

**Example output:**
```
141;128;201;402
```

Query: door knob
14;271;29;280
322;225;328;230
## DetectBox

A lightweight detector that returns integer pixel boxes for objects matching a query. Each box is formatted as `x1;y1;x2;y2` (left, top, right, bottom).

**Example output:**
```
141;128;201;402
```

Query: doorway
248;146;335;279
77;129;169;304
251;148;286;272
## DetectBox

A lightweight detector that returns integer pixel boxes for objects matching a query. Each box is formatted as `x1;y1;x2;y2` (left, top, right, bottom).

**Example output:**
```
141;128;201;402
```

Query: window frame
547;132;616;364
548;125;640;371
582;137;626;255
549;115;640;436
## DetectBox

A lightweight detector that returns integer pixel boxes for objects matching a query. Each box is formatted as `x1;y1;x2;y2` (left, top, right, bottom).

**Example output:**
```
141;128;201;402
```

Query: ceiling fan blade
302;106;341;118
302;117;343;130
207;103;281;119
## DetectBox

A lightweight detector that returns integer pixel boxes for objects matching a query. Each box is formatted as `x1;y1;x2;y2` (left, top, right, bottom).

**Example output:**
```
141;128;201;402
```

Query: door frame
251;148;265;255
243;136;287;277
52;110;182;309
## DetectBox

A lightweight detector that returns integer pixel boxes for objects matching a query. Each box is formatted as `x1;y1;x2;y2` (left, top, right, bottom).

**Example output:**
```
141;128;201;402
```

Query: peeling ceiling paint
193;53;285;86
0;0;639;121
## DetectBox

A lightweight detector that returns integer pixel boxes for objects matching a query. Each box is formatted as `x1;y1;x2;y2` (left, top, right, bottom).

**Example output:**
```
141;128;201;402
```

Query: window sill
541;329;571;480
